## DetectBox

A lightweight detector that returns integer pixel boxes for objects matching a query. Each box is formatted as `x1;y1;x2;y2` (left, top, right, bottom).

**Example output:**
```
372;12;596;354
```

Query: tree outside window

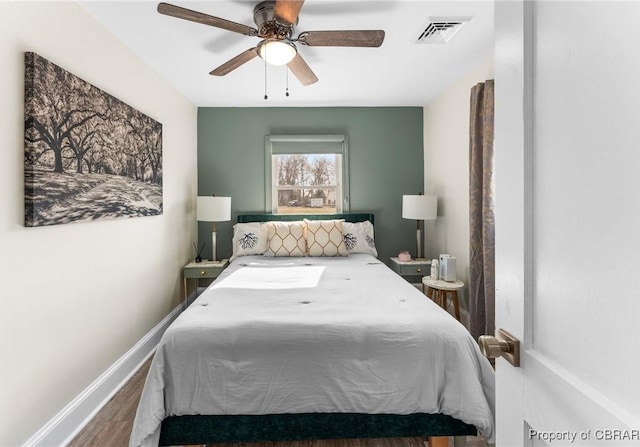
273;153;340;214
265;135;349;214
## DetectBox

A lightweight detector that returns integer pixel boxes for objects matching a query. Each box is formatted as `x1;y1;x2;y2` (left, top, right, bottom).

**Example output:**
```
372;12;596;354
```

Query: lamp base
211;231;217;262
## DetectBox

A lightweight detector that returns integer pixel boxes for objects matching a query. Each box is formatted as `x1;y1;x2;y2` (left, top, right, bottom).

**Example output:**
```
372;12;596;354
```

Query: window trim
264;135;349;214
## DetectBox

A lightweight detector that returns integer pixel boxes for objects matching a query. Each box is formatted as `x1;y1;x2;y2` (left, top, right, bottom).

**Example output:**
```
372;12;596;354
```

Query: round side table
422;276;464;321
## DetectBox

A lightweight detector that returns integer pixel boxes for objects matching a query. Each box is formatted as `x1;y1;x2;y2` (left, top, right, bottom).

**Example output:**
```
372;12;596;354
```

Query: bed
129;213;495;447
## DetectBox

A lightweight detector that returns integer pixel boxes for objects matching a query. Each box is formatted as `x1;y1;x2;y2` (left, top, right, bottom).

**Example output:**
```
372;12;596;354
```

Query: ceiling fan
157;0;385;86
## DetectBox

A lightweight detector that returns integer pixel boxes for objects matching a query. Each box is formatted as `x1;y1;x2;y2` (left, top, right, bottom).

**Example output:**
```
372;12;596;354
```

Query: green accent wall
197;107;423;265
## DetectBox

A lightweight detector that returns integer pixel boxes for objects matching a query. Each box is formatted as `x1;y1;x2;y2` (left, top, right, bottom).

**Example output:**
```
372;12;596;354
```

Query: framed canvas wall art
24;52;163;227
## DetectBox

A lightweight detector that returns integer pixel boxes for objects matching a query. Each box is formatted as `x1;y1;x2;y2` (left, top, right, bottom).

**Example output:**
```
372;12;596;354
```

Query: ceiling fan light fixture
257;39;297;66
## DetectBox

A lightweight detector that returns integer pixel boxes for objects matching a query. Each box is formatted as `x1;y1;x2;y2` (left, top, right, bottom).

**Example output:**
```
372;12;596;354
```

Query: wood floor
68;358;488;447
68;357;153;447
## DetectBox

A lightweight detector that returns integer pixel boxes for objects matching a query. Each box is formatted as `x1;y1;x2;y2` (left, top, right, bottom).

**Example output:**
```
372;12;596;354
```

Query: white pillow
304;219;348;257
342;221;378;257
230;222;268;261
265;221;306;257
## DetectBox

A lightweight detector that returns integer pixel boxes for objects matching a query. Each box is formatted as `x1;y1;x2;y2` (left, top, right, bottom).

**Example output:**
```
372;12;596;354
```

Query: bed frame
237;212;376;225
159;213;477;446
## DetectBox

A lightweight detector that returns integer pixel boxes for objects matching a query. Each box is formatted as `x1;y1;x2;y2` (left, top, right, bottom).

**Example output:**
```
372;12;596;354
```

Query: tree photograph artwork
24;52;163;227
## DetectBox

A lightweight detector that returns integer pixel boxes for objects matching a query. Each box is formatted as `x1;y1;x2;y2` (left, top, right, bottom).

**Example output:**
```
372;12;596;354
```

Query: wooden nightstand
389;257;432;283
182;259;228;309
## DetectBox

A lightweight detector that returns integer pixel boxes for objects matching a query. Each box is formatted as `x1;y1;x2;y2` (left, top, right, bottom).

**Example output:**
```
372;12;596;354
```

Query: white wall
422;58;493;310
0;3;197;445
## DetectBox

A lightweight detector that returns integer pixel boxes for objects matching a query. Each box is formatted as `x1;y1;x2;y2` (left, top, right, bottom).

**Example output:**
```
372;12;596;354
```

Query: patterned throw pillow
266;221;306;257
230;222;268;261
342;221;378;257
304;219;348;257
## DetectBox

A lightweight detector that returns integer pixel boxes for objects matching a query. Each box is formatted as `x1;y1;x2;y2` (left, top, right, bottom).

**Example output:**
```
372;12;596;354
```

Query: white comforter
130;254;495;447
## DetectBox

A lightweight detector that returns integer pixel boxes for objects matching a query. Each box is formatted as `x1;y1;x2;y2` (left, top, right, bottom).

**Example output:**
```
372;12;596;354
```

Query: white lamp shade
402;195;438;220
197;196;231;222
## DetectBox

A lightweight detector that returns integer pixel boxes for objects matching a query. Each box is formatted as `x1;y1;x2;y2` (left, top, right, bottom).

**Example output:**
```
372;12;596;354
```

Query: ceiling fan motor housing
254;1;297;39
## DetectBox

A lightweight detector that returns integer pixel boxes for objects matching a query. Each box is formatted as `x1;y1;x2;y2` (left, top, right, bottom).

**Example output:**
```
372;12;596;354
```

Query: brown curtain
469;80;495;341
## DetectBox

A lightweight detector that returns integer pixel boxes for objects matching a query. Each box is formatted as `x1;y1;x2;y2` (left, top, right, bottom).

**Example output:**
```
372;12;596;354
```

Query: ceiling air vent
417;17;472;44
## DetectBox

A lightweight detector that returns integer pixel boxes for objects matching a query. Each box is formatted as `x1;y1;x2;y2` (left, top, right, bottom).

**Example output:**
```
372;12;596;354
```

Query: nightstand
389;257;432;283
182;259;228;309
422;276;464;321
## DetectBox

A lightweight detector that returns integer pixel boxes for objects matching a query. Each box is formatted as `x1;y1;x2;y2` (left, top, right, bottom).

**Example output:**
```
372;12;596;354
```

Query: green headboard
237;213;374;225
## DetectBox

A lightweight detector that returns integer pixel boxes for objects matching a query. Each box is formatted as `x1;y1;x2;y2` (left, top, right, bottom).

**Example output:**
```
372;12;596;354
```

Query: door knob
478;328;520;367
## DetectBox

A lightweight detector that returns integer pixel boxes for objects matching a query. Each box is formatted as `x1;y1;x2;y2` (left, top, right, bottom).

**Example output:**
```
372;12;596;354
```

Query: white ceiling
80;1;494;107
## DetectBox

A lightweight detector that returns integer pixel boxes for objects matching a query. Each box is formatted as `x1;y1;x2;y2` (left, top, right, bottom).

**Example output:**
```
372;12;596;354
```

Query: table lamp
402;194;437;259
197;195;231;261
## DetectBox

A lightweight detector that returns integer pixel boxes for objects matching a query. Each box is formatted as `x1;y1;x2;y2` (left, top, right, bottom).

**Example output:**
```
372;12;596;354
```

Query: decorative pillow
230;222;269;261
304;219;348;257
342;221;378;257
266;221;306;257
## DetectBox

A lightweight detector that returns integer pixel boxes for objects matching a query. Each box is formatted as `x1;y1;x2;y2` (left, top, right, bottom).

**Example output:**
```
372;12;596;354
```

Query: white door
493;1;640;445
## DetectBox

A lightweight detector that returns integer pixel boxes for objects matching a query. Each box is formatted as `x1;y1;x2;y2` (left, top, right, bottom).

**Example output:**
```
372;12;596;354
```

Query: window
265;135;349;214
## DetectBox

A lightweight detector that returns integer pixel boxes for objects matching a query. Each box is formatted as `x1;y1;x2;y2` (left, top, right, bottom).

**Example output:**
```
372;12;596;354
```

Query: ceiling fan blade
210;48;258;76
298;30;385;47
158;2;258;36
287;53;318;86
274;0;305;25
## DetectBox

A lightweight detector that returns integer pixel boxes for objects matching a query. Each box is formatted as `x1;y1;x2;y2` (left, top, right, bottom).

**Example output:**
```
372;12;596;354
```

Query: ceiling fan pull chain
264;52;268;100
286;68;290;97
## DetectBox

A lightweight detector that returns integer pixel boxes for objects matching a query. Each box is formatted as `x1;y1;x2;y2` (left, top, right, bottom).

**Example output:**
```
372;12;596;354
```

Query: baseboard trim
22;303;184;447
